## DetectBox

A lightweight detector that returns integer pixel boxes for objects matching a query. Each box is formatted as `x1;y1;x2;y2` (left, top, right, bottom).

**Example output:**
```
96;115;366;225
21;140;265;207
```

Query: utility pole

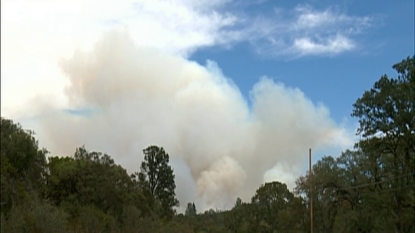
309;148;313;233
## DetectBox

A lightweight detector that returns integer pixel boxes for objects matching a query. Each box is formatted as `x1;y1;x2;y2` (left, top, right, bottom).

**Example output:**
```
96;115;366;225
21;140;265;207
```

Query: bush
2;201;69;233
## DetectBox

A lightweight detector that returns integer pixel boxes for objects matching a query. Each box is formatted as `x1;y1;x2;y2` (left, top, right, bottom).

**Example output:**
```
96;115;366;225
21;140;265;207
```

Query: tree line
1;56;414;232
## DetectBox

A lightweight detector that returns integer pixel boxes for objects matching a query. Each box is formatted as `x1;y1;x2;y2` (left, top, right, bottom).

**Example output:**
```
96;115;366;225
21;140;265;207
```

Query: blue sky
189;0;414;124
1;0;414;210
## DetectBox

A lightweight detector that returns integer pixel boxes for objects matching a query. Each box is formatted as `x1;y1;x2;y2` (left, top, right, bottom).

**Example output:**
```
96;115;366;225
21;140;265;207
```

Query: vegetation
1;56;414;232
139;146;179;219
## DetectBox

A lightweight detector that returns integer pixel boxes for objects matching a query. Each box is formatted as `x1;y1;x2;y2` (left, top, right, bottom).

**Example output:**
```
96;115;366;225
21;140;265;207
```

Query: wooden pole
309;148;313;233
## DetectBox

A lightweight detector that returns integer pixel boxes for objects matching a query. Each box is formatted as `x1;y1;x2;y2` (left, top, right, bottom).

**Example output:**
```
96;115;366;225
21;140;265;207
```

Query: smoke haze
23;29;352;212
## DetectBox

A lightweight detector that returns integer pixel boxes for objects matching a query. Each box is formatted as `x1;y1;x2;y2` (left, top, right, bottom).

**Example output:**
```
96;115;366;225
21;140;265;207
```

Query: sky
1;0;414;212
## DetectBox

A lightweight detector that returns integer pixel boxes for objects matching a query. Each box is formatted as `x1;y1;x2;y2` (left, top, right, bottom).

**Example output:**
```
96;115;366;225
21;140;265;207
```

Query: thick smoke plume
32;30;350;211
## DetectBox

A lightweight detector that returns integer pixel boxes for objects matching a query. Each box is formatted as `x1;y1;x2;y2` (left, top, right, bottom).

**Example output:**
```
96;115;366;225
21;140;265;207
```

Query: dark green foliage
1;200;69;233
139;145;179;219
225;201;255;233
250;181;305;233
119;205;142;233
185;202;197;216
76;205;118;233
1;117;48;214
352;56;414;139
294;56;415;233
235;197;242;207
351;56;415;233
46;146;145;224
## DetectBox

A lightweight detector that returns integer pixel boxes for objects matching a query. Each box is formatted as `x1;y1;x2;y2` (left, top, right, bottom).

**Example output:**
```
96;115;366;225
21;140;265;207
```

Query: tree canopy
1;117;47;213
139;145;179;219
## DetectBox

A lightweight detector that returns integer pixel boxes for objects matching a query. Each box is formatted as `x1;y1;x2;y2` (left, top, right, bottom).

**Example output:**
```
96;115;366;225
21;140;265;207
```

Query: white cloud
294;5;336;29
248;4;374;57
292;34;355;56
293;4;372;31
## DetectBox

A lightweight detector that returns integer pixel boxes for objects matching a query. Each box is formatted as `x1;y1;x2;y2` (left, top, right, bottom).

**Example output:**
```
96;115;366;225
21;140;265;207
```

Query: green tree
185;202;197;216
0;117;48;214
225;201;253;233
352;56;415;232
235;197;242;207
46;146;143;227
139;145;179;219
334;149;394;232
295;156;341;233
251;181;300;233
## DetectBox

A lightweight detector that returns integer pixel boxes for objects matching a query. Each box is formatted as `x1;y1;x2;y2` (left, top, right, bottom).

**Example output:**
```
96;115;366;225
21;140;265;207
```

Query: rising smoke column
32;29;350;211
